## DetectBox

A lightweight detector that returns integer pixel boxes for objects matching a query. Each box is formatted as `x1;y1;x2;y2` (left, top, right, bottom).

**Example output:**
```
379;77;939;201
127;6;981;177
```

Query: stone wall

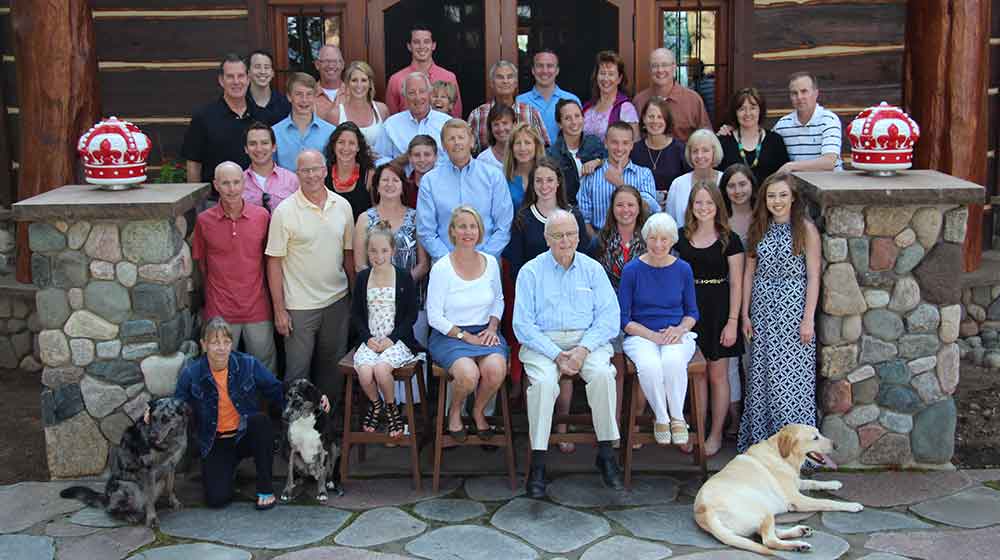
20;184;207;478
955;284;1000;368
0;210;42;373
815;203;964;468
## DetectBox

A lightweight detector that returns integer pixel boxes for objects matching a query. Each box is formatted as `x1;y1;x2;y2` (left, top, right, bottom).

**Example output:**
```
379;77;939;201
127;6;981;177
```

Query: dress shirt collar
544;249;580;273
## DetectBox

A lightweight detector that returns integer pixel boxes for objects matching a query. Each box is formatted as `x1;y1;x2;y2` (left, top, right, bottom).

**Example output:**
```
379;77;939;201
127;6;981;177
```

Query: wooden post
10;0;100;283
904;0;990;272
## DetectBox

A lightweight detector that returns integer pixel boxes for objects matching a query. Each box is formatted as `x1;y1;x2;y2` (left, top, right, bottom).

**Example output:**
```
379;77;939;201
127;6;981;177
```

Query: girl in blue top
619;212;699;446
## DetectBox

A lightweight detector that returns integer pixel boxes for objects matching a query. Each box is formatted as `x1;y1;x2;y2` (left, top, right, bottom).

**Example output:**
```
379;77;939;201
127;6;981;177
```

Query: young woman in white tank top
334;61;389;150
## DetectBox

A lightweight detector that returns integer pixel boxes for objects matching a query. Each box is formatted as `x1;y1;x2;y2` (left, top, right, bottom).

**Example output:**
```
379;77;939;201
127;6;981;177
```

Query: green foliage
156;161;187;184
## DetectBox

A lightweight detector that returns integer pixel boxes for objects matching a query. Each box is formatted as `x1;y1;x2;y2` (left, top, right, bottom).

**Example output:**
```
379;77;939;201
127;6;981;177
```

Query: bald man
266;149;355;404
192;162;276;370
632;48;711;142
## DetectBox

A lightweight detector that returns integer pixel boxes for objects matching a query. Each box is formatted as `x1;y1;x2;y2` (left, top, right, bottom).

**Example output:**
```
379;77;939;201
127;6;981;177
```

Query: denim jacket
547;132;607;206
174;350;285;457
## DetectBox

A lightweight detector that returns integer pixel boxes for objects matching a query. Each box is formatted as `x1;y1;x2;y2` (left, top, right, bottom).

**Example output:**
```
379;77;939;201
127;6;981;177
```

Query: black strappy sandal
385;403;405;439
362;398;384;433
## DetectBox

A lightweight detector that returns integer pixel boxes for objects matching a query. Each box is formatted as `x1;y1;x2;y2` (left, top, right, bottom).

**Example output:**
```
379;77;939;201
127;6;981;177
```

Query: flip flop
256;493;276;510
446;427;468;443
477;425;499;441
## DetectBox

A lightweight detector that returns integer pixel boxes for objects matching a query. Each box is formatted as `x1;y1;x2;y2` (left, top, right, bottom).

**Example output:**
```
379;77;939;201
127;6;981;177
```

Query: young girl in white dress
352;226;422;438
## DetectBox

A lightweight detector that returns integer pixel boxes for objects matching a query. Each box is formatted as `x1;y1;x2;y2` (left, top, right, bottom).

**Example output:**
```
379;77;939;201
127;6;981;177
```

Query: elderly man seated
513;209;623;497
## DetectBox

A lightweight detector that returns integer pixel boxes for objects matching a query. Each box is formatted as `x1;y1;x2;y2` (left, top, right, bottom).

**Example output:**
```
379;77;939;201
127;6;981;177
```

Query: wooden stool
339;351;428;490
521;374;602;481
431;363;517;492
621;349;708;488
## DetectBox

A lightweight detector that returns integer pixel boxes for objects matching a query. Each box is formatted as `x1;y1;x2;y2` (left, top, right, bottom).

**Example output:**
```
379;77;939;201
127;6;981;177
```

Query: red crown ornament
846;102;920;175
77;117;151;186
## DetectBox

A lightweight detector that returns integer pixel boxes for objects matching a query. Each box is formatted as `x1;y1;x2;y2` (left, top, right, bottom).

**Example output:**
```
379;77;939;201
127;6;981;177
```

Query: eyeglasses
547;231;579;241
298;166;325;175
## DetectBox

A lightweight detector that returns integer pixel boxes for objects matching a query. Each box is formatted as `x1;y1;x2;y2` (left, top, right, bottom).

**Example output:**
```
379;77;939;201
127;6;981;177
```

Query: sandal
558;442;576;454
654;422;671;445
385;403;405;439
256;493;276;510
363;399;384;433
670;420;690;446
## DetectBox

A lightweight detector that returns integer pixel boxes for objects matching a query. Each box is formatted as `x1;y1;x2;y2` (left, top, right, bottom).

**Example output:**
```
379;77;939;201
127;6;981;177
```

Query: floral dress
353;287;418;368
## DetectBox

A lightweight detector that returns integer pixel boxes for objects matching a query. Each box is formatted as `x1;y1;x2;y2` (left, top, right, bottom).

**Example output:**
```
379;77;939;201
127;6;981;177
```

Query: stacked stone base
817;204;964;469
31;216;197;478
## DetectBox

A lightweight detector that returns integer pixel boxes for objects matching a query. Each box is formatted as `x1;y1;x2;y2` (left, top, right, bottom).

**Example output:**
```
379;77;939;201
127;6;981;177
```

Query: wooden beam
904;0;990;271
11;0;99;282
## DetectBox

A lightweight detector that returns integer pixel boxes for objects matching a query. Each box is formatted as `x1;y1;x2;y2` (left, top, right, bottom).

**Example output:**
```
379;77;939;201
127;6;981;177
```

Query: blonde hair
343;61;377;104
431;80;457;102
440;118;472;145
503;123;545;181
447;205;485;246
684;128;724;168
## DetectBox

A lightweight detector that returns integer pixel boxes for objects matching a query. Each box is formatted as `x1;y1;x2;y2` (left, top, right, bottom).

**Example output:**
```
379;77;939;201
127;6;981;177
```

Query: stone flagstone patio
0;466;998;560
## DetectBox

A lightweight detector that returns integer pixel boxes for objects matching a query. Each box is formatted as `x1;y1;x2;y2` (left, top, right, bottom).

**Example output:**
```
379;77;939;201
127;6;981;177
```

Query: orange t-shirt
212;368;240;434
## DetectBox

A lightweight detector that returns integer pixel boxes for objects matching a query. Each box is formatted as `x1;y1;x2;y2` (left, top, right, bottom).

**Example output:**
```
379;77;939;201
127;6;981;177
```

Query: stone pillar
13;183;209;478
798;170;982;469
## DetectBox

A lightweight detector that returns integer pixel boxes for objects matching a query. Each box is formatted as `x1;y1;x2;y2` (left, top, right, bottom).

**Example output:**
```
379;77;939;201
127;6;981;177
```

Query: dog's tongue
812;452;838;470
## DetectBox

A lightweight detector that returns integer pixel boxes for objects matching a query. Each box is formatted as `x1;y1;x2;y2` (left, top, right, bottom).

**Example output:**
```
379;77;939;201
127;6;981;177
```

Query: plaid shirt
467;100;550;154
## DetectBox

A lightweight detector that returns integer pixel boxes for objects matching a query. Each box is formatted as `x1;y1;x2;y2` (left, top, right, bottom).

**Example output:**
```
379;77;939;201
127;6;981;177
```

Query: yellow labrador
693;424;863;555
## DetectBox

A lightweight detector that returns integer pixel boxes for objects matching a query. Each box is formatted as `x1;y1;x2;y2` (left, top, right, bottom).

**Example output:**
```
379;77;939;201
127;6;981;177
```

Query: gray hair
650;47;676;66
543;209;577;237
489;59;517;82
201;316;233;342
402;71;431;96
213;161;242;179
641;212;678;245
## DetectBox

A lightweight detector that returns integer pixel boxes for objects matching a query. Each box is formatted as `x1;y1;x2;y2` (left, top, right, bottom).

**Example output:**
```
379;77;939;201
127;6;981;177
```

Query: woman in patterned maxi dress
737;173;821;452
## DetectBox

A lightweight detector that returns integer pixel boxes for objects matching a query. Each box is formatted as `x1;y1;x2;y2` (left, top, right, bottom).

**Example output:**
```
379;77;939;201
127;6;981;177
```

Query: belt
694;278;728;285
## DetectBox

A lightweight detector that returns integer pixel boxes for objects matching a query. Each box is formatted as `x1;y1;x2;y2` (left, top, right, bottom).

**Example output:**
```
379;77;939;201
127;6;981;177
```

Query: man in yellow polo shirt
266;149;355;404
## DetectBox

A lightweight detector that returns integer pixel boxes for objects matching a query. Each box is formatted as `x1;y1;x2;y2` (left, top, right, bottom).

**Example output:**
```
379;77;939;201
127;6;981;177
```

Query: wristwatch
456;331;465;340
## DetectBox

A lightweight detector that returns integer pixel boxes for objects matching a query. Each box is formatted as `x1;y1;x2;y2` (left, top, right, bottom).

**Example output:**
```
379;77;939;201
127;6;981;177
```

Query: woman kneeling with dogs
175;317;288;510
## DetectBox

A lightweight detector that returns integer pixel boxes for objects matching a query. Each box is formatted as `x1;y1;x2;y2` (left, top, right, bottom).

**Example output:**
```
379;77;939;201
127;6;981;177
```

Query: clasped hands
555;346;589;376
649;325;688;345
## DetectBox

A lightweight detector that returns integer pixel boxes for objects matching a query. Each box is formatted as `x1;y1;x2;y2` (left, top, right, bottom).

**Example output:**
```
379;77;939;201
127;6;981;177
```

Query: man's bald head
214;161;243;180
544;209;577;236
213;161;244;201
296;149;326;170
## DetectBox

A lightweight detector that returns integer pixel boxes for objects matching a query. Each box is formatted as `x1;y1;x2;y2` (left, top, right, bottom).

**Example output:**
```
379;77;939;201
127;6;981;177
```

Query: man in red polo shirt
192;161;276;371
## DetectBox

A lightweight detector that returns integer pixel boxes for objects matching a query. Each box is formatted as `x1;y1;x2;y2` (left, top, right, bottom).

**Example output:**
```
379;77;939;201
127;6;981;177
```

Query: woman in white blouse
426;206;509;441
664;129;724;225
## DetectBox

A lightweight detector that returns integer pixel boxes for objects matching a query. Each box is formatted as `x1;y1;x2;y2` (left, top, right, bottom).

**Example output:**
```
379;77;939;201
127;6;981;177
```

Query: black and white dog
281;379;343;502
60;397;191;528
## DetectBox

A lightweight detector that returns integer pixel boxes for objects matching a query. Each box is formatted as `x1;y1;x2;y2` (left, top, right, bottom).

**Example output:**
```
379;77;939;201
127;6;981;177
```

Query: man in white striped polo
772;72;843;172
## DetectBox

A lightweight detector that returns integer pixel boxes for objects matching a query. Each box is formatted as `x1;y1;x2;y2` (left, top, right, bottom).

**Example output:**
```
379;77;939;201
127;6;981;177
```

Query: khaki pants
520;330;619;451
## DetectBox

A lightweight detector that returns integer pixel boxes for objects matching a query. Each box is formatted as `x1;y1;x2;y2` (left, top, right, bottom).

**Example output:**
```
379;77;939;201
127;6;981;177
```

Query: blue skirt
429;324;509;370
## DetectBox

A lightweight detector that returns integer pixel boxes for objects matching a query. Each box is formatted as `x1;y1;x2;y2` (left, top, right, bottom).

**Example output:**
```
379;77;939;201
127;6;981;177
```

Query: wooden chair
431;363;517;492
338;351;428;490
621;349;708;488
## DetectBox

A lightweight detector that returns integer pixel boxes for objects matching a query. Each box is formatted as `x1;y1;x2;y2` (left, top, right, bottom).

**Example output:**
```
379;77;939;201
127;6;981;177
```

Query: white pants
623;332;698;425
520;331;620;450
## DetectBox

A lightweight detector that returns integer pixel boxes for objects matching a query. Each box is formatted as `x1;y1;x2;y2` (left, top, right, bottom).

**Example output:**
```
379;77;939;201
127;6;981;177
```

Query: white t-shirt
426;252;504;334
322;88;338;101
251;171;268;190
568;147;583;178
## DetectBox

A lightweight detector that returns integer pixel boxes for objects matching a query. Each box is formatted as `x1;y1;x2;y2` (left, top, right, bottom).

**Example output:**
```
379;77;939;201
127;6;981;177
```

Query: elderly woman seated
618;212;700;446
426;206;509;440
174;317;287;510
513;209;623;497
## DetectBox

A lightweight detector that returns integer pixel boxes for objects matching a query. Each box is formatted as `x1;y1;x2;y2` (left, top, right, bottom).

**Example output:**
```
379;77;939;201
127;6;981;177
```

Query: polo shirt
242;165;299;212
772;104;843;170
247;90;292;127
271;114;337;170
181;97;259;183
192;202;272;324
633;83;712;143
265;188;353;310
385;62;463;117
517;85;581;144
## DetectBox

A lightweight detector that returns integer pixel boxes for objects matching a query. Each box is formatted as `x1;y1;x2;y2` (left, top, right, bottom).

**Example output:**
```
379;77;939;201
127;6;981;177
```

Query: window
661;6;723;122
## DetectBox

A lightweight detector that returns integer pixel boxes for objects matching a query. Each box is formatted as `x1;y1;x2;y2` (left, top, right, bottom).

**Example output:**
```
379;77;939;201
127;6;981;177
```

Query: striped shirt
772;104;843;170
467;100;550;154
577;161;660;229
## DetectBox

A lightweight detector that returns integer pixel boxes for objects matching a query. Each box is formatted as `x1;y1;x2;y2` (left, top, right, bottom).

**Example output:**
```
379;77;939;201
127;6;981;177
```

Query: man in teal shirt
271;72;336;170
516;50;581;144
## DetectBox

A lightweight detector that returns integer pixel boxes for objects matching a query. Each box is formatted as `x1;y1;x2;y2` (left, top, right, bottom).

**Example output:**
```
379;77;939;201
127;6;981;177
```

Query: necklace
735;129;763;169
645;139;665;169
332;164;360;191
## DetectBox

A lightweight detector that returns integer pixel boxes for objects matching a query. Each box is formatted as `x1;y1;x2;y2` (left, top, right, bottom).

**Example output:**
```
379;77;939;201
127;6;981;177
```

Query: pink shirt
192;202;272;324
242;165;299;212
385;62;463;118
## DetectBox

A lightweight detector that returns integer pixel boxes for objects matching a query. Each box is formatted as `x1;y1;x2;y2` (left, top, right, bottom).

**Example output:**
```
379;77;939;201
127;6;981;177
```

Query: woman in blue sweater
619;212;699;446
